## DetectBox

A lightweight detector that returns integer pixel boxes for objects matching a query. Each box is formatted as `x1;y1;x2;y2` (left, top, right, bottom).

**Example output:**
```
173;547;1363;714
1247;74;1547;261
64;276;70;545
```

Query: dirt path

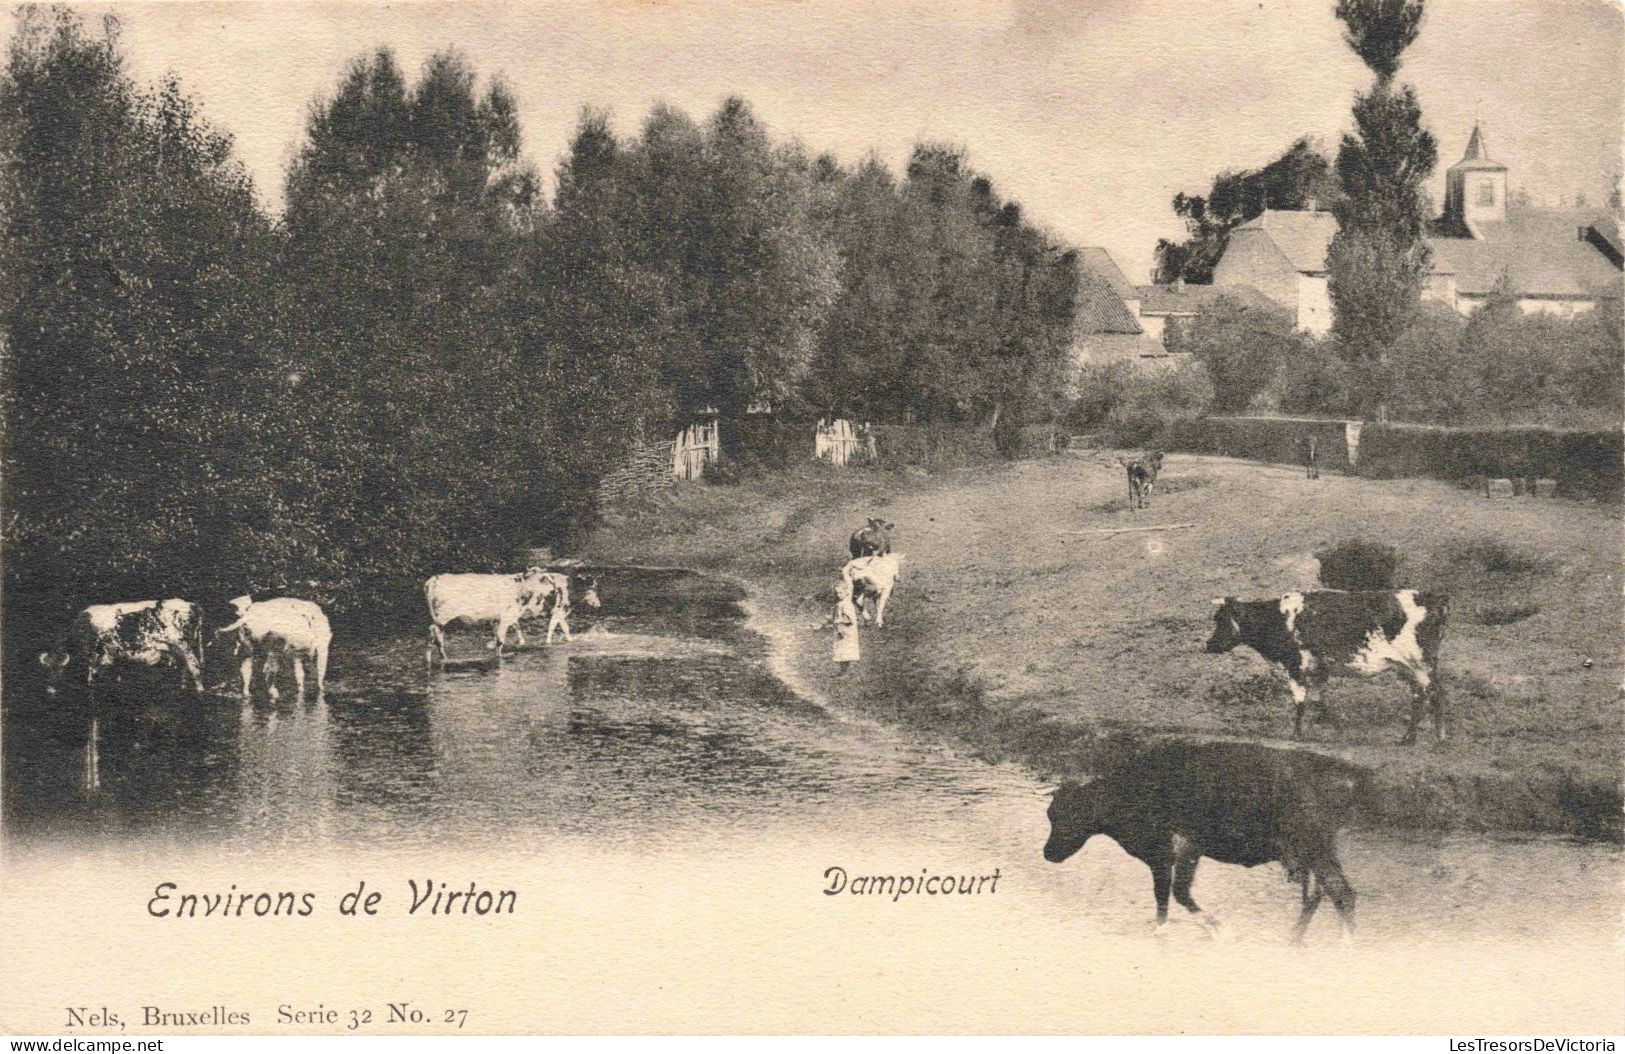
586;451;1624;838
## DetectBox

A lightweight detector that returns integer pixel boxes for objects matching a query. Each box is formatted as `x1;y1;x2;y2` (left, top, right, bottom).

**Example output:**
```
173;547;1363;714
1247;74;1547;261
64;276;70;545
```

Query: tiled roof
1078;247;1139;302
1233;209;1339;274
1426;209;1623;298
1229;206;1620;300
1075;265;1142;335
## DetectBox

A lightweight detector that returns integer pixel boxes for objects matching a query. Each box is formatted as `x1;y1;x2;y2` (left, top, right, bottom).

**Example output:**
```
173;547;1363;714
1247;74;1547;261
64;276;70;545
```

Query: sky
14;0;1623;282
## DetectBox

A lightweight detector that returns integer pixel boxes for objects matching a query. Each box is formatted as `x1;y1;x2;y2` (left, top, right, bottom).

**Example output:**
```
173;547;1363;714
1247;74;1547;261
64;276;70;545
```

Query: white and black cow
1205;589;1450;743
38;599;206;695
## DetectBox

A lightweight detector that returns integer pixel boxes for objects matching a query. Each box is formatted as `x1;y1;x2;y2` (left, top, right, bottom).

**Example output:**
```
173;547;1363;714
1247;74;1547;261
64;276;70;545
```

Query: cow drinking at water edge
1205;589;1449;743
39;600;206;695
1043;741;1359;942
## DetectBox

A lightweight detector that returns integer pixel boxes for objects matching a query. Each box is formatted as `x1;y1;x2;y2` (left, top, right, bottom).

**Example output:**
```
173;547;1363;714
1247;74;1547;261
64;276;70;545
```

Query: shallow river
3;568;1620;1032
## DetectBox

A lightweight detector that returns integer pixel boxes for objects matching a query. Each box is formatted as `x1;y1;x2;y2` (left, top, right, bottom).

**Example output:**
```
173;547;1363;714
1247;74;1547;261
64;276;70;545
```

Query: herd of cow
30;447;1455;942
35;566;601;701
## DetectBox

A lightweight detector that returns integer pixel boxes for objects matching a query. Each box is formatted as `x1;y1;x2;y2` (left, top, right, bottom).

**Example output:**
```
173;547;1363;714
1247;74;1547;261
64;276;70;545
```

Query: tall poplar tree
1325;0;1438;418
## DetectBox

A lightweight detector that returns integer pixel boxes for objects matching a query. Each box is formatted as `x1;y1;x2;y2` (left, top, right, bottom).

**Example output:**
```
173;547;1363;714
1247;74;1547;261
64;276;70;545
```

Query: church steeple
1443;122;1508;237
1462;123;1489;161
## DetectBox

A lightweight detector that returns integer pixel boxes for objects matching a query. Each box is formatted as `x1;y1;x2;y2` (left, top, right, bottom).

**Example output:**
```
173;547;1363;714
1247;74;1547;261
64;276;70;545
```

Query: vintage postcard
1;0;1621;1038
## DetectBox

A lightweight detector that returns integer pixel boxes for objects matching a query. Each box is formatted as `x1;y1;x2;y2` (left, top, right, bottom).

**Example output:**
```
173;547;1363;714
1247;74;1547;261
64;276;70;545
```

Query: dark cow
1043;741;1360;941
38;600;206;695
849;518;895;559
1205;589;1450;743
1117;451;1164;510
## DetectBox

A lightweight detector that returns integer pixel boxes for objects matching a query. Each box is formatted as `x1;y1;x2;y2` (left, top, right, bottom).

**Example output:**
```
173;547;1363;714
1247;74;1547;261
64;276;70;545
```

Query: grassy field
585;450;1624;838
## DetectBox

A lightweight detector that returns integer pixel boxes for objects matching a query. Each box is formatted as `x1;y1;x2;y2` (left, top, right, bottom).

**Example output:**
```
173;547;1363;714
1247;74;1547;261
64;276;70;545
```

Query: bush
1170;294;1301;412
1272;336;1356;417
1163;415;1352;470
1356;424;1623;501
1315;539;1401;590
1068;359;1214;447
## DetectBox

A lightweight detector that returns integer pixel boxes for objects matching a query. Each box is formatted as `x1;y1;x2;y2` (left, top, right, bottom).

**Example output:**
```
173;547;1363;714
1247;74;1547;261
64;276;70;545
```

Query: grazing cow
849;518;895;559
38;600;206;695
1043;741;1360;941
1302;434;1320;480
1117;451;1164;510
1205;589;1450;743
534;571;601;644
215;596;332;700
842;552;906;628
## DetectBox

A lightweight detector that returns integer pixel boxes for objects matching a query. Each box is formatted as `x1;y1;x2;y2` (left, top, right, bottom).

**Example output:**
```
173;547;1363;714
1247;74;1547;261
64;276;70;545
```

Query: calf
39;600;206;695
216;596;332;700
1205;589;1449;743
841;552;906;628
849;518;895;559
1043;741;1359;941
1117;451;1164;510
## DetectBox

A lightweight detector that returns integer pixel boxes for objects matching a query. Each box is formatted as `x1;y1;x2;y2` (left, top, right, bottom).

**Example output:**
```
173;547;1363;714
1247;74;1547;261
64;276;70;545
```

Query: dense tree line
0;8;1079;621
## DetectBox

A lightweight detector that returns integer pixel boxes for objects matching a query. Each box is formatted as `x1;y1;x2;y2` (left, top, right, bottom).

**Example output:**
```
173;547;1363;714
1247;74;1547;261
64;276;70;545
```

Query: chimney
1174;277;1185;292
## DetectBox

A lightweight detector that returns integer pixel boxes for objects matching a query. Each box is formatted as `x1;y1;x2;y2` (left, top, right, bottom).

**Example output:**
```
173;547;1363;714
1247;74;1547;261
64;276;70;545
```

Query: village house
1208;124;1623;333
1070;247;1162;366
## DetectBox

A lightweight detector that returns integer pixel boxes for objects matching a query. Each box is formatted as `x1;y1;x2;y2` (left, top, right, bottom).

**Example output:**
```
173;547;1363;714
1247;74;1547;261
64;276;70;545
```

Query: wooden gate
815;418;876;467
673;418;720;481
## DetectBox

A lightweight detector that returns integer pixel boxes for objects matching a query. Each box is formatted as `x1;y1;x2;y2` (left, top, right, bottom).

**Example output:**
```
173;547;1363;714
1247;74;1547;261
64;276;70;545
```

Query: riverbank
583;453;1624;839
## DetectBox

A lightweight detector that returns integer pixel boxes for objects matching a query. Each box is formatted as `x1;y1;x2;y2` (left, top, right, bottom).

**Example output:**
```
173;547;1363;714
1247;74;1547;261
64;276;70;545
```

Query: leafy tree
1325;0;1438;418
1155;138;1341;283
620;98;839;427
1383;300;1474;423
1334;0;1424;80
1167;295;1300;412
1;7;283;616
278;48;545;591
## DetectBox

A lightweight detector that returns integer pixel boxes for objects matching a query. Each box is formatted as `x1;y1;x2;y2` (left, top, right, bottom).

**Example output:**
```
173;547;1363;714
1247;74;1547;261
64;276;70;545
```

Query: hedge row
1162;416;1354;471
728;417;1002;471
1356;423;1623;500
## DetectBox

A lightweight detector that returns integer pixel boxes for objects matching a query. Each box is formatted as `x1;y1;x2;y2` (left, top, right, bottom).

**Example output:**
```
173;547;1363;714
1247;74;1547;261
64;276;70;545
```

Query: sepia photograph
0;0;1620;1037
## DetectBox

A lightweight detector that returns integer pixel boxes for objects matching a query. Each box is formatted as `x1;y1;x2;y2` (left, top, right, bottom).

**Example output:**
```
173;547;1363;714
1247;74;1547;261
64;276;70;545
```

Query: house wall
1138;314;1166;343
1455;294;1598;319
1295;274;1333;336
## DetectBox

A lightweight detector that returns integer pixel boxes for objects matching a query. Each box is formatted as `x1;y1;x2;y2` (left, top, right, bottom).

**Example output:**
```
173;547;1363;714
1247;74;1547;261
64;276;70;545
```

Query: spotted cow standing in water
1205;589;1450;743
38;599;206;695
